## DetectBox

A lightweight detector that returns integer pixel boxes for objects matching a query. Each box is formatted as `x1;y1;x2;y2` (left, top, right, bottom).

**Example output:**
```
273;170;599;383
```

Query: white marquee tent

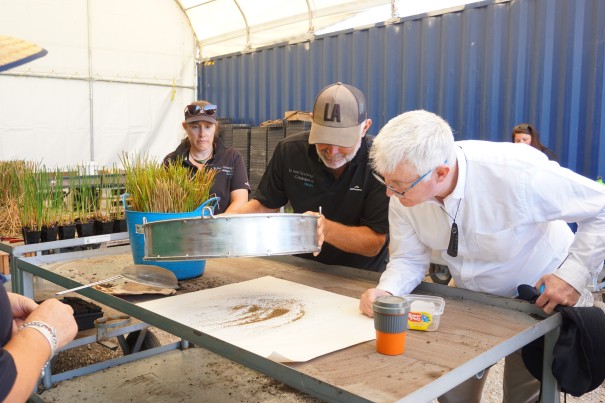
0;0;478;169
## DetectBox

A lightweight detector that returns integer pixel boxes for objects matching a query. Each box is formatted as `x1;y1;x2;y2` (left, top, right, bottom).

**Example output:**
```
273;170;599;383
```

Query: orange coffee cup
373;295;410;355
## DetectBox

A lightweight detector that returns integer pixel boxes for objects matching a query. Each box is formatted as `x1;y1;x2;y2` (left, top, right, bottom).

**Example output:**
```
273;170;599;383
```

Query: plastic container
60;297;103;331
122;194;219;280
404;295;445;332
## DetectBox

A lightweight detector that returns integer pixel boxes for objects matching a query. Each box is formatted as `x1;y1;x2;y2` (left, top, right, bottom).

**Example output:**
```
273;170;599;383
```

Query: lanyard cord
441;198;462;257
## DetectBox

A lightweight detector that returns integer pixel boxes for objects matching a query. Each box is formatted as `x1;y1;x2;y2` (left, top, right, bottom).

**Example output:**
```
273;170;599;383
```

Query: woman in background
511;123;558;161
163;100;250;214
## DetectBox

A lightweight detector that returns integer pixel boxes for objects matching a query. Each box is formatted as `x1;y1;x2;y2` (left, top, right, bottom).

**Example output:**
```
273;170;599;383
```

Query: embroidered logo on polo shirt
349;185;362;192
219;166;234;176
288;168;314;188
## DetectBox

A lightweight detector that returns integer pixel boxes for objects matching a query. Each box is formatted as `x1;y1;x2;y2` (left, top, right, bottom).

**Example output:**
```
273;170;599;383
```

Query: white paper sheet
137;276;376;362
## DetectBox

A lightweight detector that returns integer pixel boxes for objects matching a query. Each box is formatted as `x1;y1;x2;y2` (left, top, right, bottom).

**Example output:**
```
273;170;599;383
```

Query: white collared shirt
378;140;605;298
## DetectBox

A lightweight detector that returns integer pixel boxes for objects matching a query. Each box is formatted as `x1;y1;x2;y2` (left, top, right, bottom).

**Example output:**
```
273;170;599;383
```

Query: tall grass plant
120;153;216;213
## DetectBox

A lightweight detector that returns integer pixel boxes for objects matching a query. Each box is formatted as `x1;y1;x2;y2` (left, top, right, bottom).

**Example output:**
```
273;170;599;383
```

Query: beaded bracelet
19;321;58;359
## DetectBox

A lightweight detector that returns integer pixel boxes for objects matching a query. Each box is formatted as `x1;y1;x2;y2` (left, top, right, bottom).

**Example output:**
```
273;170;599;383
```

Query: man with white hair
234;82;389;271
359;109;605;402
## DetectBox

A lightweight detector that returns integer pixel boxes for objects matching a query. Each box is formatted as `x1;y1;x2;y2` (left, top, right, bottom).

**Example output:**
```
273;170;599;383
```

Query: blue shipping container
200;0;605;180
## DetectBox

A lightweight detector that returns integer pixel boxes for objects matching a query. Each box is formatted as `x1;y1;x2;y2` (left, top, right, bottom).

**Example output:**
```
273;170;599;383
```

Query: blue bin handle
195;196;220;216
201;206;215;219
121;192;131;211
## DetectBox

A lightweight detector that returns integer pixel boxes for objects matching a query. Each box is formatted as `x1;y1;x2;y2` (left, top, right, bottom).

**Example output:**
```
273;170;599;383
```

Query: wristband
19;321;58;359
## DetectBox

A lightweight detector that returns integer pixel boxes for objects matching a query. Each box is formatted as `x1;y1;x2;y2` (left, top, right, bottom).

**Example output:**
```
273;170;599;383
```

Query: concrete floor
39;347;318;403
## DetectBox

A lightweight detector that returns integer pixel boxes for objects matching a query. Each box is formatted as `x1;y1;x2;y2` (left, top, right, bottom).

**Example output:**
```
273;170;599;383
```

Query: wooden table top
35;249;545;402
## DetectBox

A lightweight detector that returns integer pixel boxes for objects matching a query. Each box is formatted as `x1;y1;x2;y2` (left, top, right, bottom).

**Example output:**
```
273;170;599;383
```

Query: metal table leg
540;327;561;402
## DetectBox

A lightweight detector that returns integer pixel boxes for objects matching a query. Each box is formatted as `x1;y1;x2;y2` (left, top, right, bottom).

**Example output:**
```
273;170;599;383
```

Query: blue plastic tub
122;194;218;280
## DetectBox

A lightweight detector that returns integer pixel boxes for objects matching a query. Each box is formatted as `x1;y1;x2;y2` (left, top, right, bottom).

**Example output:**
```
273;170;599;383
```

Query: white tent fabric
0;0;196;169
186;0;480;59
0;0;479;168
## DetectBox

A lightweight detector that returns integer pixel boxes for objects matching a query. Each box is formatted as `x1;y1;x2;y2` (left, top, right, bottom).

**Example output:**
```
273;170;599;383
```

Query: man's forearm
229;199;279;214
323;219;387;256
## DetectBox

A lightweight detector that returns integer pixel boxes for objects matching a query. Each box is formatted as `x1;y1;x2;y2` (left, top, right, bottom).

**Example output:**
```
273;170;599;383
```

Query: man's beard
316;140;361;169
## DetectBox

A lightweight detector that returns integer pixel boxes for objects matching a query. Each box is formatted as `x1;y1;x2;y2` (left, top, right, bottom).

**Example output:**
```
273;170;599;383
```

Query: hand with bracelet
1;290;78;402
13;296;78;350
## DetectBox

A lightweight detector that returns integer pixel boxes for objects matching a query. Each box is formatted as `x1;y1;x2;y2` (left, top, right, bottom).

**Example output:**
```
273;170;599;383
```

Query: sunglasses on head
184;104;217;118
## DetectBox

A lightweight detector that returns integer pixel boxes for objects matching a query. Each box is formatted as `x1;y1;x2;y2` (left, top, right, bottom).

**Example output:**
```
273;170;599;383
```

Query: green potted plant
19;162;45;244
120;152;217;280
106;164;127;233
94;166;119;235
0;160;26;239
40;168;64;243
58;167;78;240
73;166;97;238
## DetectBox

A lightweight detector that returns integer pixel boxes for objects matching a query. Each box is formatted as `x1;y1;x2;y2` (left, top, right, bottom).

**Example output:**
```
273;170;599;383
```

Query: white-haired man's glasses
372;160;446;198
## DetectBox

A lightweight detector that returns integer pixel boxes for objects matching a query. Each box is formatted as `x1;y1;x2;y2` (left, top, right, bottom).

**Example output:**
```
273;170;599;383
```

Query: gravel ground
480;359;605;403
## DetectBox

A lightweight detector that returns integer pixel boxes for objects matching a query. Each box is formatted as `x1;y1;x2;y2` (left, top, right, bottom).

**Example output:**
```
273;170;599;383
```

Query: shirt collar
427;145;465;206
448;145;466;201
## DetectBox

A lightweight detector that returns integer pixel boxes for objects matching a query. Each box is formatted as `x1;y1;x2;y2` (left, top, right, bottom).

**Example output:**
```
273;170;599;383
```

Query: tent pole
87;0;95;162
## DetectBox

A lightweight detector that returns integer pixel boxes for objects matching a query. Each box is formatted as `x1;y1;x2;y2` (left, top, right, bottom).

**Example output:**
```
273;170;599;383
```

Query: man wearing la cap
233;82;389;271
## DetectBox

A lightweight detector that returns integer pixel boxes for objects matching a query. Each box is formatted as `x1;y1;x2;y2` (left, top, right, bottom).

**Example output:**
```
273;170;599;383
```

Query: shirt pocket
474;228;520;263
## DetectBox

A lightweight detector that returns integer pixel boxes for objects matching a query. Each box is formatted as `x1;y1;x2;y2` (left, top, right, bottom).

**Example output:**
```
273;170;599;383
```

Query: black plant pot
41;225;58;243
58;223;77;253
41;225;59;255
75;221;94;238
58;224;76;240
94;220;114;235
102;220;114;235
22;227;41;245
112;218;127;233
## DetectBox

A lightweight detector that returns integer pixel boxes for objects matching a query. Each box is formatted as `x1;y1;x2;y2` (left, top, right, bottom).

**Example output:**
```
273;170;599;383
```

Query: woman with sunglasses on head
163;100;250;214
511;123;558;161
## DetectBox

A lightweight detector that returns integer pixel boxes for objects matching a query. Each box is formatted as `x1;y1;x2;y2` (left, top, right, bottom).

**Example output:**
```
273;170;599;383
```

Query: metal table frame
12;249;562;402
1;232;130;295
4;236;183;389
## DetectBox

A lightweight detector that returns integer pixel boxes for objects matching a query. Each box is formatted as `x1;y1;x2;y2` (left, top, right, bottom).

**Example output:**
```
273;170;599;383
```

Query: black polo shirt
255;132;389;271
163;137;251;214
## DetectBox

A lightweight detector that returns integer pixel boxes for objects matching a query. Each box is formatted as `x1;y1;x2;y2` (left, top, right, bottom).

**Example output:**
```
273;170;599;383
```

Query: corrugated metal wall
200;0;605;180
